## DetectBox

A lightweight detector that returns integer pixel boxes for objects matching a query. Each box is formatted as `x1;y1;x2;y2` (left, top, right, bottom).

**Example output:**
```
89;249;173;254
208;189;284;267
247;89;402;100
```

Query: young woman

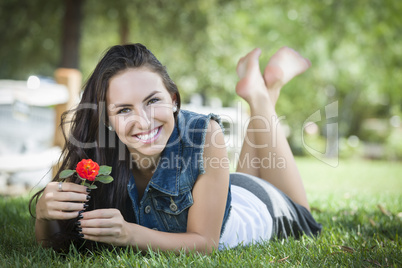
31;43;321;254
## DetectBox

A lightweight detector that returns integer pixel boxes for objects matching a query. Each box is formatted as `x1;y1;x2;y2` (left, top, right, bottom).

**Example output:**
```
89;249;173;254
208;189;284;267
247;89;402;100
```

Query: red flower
76;159;100;181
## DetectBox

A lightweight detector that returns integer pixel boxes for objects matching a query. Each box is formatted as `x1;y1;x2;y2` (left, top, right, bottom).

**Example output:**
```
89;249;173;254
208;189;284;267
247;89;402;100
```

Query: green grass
1;158;401;267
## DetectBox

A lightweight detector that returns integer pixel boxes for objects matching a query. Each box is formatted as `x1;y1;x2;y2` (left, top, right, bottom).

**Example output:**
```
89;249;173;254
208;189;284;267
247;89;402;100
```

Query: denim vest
127;110;232;235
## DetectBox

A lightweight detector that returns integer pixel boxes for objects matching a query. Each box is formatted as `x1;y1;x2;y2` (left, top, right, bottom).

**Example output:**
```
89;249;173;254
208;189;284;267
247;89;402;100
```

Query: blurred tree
60;0;84;68
0;0;63;79
80;0;214;104
1;0;400;148
200;0;401;145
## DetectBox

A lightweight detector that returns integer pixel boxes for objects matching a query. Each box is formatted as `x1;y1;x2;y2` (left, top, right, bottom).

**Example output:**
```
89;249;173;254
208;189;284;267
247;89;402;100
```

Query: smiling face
106;68;177;160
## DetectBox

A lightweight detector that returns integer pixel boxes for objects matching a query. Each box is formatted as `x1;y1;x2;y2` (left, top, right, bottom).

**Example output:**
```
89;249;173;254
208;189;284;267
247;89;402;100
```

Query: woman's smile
133;126;162;144
106;68;176;157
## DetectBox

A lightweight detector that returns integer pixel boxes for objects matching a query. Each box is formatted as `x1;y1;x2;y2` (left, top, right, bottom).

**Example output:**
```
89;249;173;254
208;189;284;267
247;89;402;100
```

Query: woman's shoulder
176;110;226;174
177;109;223;147
178;109;208;121
177;109;224;134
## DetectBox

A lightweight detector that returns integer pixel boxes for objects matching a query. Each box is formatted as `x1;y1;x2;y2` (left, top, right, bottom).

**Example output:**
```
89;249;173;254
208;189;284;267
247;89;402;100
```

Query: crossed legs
235;47;311;211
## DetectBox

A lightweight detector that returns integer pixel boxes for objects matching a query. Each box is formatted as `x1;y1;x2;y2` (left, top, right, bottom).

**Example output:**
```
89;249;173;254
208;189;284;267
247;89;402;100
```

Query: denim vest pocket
152;191;194;232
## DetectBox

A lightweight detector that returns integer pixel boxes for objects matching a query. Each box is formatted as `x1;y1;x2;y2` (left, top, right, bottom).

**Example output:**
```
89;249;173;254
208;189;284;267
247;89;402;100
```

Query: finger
52;182;88;194
48;210;80;220
82;227;120;237
80;218;115;228
50;201;86;212
82;234;116;244
52;191;88;203
81;209;118;219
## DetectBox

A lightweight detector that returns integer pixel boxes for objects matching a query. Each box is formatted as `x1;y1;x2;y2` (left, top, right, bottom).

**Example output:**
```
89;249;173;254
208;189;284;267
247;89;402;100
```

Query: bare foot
235;48;269;104
263;47;311;106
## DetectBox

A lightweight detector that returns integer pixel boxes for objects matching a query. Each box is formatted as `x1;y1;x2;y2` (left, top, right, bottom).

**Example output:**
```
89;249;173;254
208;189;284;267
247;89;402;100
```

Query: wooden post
53;68;81;175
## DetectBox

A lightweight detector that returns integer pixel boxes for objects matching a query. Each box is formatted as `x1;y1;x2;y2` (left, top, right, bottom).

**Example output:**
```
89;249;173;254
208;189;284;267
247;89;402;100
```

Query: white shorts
219;185;273;249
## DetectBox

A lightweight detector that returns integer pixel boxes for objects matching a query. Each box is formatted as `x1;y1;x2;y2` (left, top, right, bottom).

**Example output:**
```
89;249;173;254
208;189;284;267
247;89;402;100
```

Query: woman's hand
36;182;88;221
78;209;132;246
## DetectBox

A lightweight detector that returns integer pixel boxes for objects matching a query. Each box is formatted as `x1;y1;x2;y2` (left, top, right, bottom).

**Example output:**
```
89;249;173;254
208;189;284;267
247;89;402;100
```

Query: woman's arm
186;119;230;252
35;182;88;246
79;120;230;254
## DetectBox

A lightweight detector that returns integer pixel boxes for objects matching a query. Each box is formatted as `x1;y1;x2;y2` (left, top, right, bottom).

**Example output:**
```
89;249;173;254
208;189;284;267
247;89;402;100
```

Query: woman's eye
147;98;159;105
118;108;131;114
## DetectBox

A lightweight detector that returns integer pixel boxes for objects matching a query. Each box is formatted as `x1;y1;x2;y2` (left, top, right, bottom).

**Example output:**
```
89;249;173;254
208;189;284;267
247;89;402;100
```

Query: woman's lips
133;126;162;144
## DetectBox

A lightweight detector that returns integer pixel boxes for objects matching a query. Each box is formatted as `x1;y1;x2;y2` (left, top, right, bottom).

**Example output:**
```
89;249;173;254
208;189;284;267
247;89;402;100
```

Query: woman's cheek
153;105;175;120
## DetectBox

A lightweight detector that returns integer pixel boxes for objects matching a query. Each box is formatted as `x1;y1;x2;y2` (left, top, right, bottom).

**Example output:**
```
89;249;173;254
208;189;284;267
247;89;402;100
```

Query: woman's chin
127;145;164;159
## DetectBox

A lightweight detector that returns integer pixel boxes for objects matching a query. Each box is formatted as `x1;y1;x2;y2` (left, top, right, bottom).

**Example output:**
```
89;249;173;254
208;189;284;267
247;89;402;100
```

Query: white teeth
136;128;159;141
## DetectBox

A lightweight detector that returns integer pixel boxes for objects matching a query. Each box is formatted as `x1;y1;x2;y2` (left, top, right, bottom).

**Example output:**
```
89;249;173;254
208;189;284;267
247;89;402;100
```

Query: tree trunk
60;0;84;68
120;16;130;44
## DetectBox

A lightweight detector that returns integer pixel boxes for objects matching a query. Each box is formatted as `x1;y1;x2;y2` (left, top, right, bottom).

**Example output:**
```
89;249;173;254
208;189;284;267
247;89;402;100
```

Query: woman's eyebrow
111;90;161;108
113;103;131;108
143;91;161;102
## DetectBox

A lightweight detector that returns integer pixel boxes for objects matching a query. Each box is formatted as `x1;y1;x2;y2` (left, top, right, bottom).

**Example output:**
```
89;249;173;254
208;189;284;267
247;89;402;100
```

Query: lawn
1;157;401;267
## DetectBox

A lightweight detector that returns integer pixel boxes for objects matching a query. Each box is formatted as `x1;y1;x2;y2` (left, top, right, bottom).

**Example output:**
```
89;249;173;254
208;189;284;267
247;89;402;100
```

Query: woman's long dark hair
29;43;181;252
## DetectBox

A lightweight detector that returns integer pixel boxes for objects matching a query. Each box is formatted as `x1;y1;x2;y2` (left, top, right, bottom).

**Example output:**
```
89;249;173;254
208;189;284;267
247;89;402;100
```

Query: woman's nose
127;108;151;130
138;109;151;129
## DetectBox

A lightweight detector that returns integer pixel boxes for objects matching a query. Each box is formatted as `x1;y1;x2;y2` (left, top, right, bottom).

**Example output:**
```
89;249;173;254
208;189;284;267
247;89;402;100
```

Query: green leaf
96;175;114;184
88;184;98;189
98;165;112;176
59;169;75;179
83;182;97;189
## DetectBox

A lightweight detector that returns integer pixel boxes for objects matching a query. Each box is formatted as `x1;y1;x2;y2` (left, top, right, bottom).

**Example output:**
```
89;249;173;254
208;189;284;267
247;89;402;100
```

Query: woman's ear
171;94;178;113
171;93;177;104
